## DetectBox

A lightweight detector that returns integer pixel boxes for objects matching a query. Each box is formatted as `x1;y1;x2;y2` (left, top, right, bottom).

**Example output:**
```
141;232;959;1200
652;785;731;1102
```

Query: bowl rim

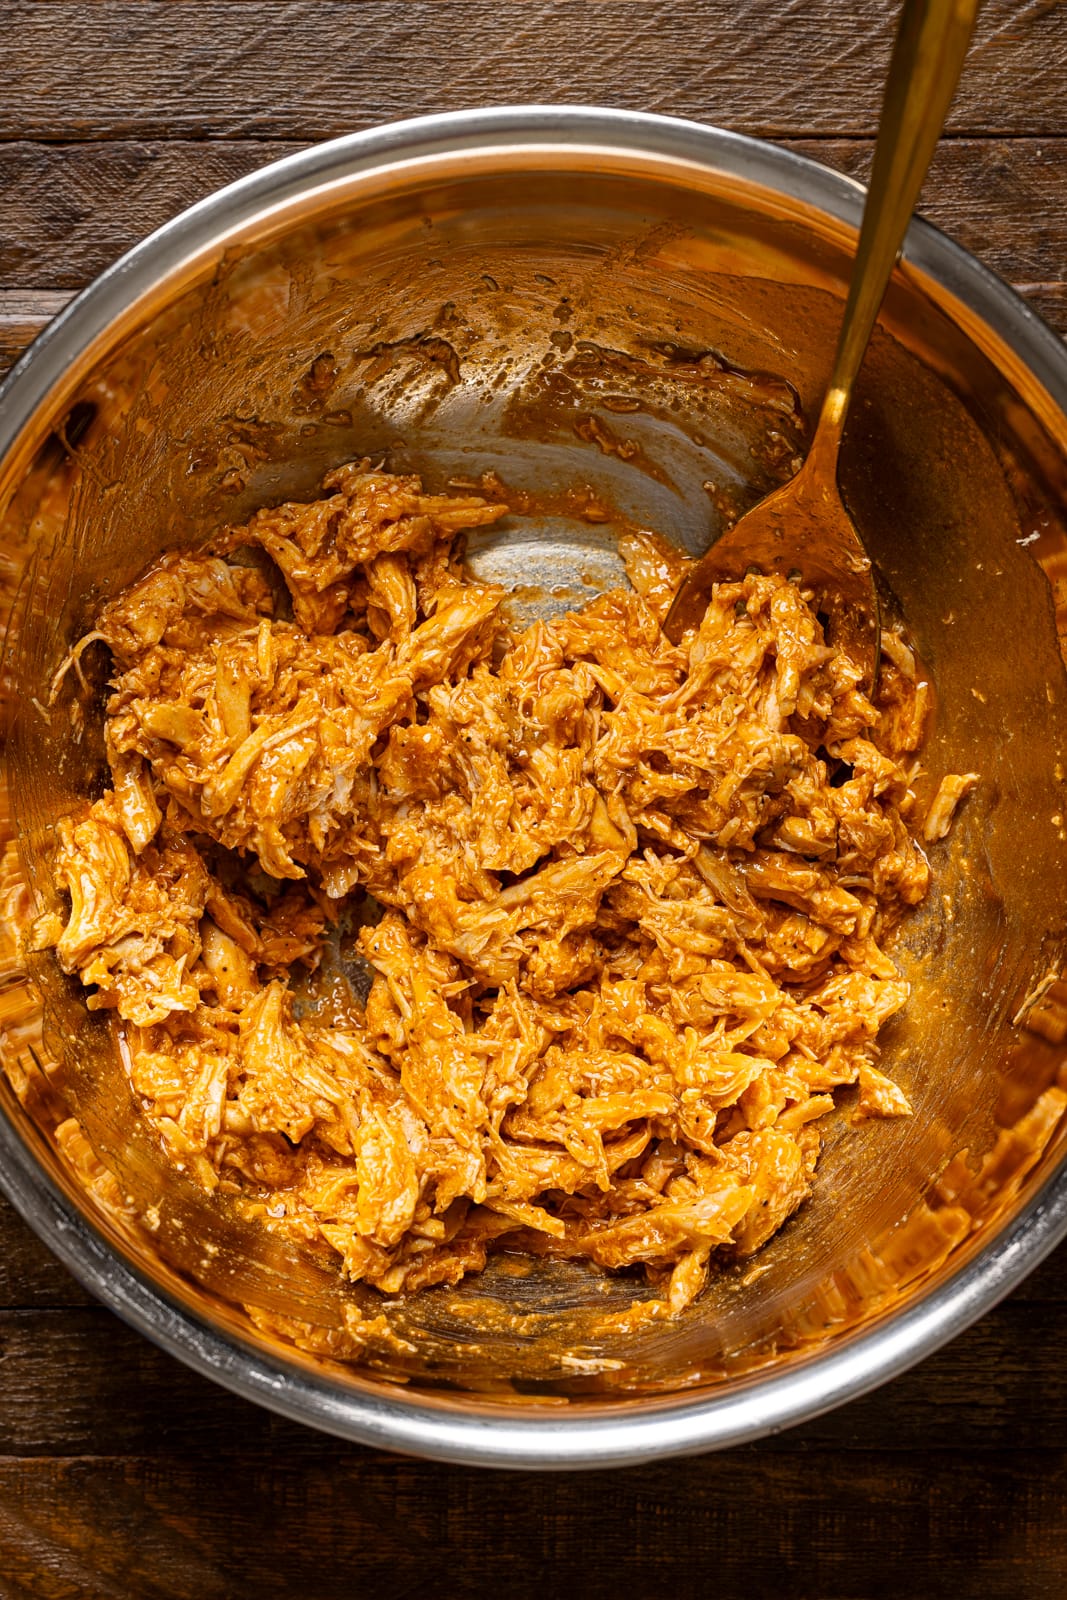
2;104;1066;1470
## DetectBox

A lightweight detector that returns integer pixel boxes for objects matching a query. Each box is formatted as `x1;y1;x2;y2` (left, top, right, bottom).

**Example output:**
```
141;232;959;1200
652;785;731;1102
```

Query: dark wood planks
0;1194;91;1309
0;290;73;377
0;141;302;289
4;0;1066;142
2;1451;1066;1600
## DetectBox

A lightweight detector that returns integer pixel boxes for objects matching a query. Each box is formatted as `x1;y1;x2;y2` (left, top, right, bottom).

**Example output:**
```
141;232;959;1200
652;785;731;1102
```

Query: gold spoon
663;0;980;684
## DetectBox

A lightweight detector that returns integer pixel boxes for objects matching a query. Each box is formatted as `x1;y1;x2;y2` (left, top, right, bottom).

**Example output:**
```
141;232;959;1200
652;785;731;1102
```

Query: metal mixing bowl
2;108;1067;1470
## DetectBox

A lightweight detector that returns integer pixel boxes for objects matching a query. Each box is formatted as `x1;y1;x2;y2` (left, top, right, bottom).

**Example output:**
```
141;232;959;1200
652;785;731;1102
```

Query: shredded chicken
923;771;979;842
37;460;960;1312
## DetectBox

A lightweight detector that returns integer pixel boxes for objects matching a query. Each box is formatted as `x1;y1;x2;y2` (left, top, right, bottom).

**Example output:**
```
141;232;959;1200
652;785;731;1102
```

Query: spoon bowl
661;431;880;678
664;0;979;685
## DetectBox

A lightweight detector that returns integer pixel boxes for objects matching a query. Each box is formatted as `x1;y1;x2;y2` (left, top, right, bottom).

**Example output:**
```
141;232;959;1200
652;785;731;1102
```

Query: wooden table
2;4;1066;1595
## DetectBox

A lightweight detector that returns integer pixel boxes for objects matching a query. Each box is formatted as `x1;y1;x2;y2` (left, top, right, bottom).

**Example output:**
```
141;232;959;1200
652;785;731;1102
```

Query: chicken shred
39;460;950;1312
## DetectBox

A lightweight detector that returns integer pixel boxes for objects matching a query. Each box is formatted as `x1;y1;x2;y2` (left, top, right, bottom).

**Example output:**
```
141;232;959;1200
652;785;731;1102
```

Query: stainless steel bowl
2;108;1067;1470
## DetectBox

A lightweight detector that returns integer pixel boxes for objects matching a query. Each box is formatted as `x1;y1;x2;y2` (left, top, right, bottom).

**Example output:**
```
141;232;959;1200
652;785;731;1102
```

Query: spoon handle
813;0;980;462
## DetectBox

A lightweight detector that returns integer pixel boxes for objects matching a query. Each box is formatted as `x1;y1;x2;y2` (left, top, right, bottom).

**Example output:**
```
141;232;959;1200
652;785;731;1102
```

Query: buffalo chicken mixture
37;462;960;1314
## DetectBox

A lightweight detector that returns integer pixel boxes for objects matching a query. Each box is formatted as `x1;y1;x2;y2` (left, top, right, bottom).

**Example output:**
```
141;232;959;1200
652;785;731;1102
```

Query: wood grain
1;1451;1065;1600
0;291;73;377
3;0;1066;142
0;1195;91;1309
0;141;300;289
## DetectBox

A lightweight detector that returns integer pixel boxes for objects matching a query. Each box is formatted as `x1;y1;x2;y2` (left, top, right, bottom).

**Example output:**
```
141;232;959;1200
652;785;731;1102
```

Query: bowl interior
3;125;1067;1419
